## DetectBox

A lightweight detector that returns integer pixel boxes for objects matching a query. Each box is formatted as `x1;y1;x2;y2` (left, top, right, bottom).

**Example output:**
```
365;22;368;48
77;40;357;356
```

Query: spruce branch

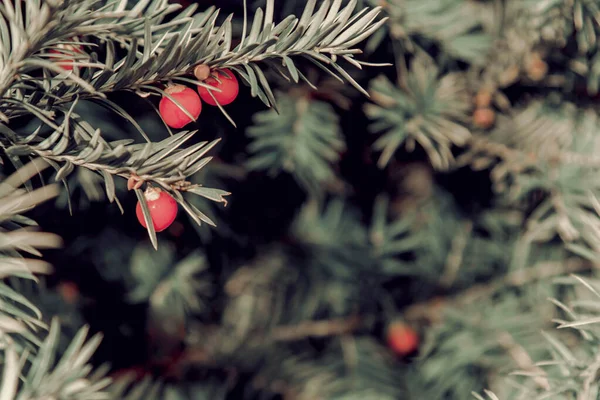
290;198;373;278
0;160;112;400
0;0;388;246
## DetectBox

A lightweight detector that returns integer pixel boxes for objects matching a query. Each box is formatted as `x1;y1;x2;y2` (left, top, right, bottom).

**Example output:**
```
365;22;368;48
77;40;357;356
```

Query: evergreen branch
128;243;212;317
479;274;600;398
496;331;550;391
457;103;600;265
369;194;423;276
249;337;402;400
106;375;162;400
291;198;373;278
408;289;553;399
4;122;229;234
404;258;593;324
367;0;492;64
12;319;110;400
365;56;472;170
245;90;345;195
0;0;388;121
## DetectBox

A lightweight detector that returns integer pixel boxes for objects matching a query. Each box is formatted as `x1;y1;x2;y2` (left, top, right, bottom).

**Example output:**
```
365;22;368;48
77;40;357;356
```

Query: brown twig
160;315;363;378
405;258;596;324
270;315;362;341
497;331;550;391
439;221;473;288
579;351;600;400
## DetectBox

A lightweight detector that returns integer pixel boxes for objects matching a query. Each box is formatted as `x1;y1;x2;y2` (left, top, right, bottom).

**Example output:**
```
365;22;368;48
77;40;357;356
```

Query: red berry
159;84;202;129
386;322;419;356
136;188;178;232
473;107;496;129
197;69;239;106
49;44;83;71
57;281;79;304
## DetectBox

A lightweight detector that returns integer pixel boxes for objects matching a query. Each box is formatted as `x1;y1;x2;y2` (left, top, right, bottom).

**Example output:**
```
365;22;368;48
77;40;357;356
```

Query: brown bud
473;107;496;129
526;54;548;81
194;64;211;81
133;179;144;190
127;175;137;191
475;89;492;108
498;65;520;87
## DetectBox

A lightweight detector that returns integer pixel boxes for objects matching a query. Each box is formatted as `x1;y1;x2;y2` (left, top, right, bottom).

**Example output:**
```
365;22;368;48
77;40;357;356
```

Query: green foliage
460;102;600;266
366;0;492;64
9;320;109;400
410;288;554;399
246;90;345;195
128;242;212;319
11;0;600;399
105;375;229;400
252;338;403;399
185;160;241;241
0;0;390;398
0;0;384;247
0;160;62;349
473;275;600;399
365;55;472;169
369;195;422;276
291;198;370;276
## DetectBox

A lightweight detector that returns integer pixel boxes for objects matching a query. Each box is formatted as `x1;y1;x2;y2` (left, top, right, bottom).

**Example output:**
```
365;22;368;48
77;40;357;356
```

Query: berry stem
144;185;162;201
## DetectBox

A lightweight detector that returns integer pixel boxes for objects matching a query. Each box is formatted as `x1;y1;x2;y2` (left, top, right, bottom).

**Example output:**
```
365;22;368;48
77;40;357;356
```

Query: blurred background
15;0;600;398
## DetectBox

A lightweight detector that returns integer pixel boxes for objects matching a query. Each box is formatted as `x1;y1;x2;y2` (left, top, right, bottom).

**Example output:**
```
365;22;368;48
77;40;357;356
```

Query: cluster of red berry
159;65;240;129
137;66;240;233
48;43;238;233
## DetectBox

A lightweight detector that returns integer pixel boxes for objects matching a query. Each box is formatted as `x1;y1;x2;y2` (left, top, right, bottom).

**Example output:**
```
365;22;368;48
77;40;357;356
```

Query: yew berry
136;187;178;232
49;44;83;71
159;84;202;129
197;69;239;106
386;322;419;356
473;107;496;129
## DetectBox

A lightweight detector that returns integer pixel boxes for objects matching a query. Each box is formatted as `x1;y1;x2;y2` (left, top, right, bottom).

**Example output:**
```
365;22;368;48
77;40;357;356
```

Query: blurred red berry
386;322;419;356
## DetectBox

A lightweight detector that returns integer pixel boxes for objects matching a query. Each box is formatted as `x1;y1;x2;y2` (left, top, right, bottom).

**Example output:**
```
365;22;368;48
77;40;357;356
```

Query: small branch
550;189;579;242
439;220;473;288
579;351;600;400
497;331;550;391
159;316;363;378
405;259;596;323
270;315;362;341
